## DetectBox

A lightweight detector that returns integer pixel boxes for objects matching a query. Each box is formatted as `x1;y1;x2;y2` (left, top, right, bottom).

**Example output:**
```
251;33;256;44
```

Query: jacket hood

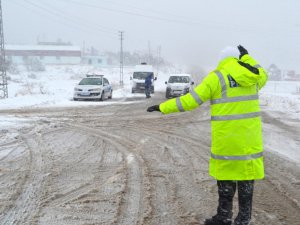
217;57;260;87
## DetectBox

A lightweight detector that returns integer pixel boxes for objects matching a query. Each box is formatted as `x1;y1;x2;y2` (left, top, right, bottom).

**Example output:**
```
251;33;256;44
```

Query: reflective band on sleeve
215;71;226;97
253;64;261;68
211;152;263;160
190;89;203;105
176;97;185;112
211;94;258;104
211;112;260;121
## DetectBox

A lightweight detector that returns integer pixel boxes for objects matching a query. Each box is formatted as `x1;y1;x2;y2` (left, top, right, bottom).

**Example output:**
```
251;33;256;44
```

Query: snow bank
260;81;300;119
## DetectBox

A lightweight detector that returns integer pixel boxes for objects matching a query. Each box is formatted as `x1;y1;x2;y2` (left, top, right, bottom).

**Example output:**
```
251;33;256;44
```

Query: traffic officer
145;73;153;98
147;45;268;225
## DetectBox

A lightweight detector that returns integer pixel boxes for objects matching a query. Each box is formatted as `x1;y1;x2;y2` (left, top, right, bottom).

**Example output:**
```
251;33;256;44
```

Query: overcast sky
3;0;300;71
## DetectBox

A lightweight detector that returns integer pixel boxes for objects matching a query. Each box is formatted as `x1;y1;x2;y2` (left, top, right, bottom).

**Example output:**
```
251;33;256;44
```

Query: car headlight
74;87;80;91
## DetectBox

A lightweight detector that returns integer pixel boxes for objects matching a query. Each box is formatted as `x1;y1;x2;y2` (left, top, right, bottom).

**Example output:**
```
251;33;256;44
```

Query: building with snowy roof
5;44;82;65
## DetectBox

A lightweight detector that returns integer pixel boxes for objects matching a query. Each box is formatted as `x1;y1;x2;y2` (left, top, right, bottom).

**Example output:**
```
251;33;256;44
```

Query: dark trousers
217;180;254;225
145;86;151;97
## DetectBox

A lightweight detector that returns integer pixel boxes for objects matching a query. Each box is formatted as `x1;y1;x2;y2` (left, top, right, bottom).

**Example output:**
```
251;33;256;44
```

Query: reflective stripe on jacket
159;54;268;180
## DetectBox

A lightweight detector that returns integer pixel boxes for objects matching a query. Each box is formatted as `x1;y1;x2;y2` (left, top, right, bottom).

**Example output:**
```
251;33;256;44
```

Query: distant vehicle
73;74;112;101
165;74;194;98
130;63;155;93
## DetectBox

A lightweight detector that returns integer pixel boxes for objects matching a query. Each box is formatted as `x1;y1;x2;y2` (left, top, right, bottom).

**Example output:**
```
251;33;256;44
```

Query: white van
165;74;194;98
131;63;155;93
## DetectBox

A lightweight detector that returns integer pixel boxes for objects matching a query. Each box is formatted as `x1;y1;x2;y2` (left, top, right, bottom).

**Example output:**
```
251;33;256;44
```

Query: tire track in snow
0;129;51;225
36;128;124;225
104;121;213;224
65;123;149;225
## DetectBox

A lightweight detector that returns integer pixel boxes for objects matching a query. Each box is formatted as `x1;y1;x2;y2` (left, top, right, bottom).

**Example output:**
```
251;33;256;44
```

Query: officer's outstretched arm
159;73;217;114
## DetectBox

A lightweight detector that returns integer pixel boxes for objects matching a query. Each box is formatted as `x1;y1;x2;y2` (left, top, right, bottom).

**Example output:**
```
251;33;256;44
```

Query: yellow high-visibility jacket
160;54;268;180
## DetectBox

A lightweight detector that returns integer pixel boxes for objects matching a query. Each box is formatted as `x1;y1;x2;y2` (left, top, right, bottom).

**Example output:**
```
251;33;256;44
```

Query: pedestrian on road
145;73;153;98
147;45;268;225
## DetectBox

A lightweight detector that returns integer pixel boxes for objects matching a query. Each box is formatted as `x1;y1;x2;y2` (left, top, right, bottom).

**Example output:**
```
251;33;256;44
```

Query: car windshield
133;72;153;80
79;78;102;85
168;76;190;83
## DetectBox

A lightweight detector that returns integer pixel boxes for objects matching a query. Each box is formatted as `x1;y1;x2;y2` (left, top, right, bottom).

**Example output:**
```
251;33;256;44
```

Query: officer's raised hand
237;45;248;59
147;105;160;112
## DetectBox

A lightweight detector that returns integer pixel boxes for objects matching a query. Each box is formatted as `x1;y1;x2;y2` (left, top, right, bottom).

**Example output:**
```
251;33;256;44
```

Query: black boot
233;180;254;225
204;215;232;225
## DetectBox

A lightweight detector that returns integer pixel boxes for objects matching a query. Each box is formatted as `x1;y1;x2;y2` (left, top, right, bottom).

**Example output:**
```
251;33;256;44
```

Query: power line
50;0;274;36
9;0;283;43
24;0;117;36
55;0;206;26
37;0;118;34
9;0;117;39
69;0;199;22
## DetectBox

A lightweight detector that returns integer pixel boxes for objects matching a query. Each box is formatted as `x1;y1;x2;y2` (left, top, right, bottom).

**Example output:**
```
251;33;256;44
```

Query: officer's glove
147;105;160;112
238;45;248;59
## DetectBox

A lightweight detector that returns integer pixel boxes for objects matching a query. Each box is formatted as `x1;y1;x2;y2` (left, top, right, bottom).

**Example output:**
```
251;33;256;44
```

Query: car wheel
100;91;105;101
108;90;112;99
73;98;78;101
166;90;171;98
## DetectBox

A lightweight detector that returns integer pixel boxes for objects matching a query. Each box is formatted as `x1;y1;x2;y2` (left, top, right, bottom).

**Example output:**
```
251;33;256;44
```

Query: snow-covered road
0;93;299;225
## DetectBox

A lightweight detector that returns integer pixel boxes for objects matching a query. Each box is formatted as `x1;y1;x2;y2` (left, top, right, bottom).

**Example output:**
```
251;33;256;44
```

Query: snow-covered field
2;65;300;113
261;81;300;116
1;65;171;109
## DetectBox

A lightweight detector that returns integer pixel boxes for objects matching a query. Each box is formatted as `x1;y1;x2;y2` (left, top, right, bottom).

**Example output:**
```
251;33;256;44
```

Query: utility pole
0;0;8;99
148;41;151;64
156;45;161;78
119;31;124;86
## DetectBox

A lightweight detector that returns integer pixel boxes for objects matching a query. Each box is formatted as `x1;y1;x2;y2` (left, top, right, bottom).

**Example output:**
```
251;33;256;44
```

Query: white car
165;74;194;98
73;74;112;101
